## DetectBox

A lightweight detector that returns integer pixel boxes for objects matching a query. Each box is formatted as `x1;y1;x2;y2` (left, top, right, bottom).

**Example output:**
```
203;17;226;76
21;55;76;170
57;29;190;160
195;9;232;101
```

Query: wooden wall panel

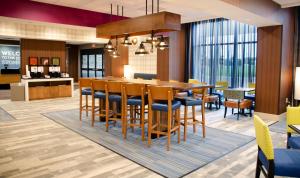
157;25;186;82
21;39;66;75
67;45;79;82
256;26;282;114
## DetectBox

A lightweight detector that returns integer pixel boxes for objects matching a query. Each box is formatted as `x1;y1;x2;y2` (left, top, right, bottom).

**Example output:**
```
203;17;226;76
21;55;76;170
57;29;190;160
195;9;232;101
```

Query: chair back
223;89;244;100
188;79;206;94
148;86;173;101
248;83;256;95
92;80;107;91
253;115;274;160
123;83;146;97
107;81;123;93
287;106;300;134
216;81;229;91
79;78;92;88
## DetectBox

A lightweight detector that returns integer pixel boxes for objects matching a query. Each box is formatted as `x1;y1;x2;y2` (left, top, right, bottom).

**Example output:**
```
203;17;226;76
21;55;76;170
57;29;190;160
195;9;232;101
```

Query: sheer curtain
187;18;257;88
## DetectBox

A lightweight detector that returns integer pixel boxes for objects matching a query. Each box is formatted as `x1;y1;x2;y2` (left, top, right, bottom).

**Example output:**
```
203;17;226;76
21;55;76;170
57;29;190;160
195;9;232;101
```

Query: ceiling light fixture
104;39;114;52
110;36;120;58
135;42;149;56
121;35;132;46
156;36;169;50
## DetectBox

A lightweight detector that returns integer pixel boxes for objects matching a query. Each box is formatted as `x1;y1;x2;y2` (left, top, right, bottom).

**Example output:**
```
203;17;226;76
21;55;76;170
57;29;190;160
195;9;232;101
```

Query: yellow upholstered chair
248;82;256;95
254;115;300;178
215;81;229;91
286;106;300;149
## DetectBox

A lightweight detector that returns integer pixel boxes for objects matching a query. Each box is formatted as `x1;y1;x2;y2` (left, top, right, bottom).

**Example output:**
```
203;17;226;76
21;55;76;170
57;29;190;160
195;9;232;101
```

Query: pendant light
104;39;114;52
135;42;149;56
110;36;120;58
146;30;158;45
156;36;169;50
121;35;132;46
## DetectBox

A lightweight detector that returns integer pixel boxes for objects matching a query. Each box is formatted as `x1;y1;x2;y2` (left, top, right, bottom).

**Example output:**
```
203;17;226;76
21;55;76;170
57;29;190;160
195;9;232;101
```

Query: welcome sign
0;45;20;69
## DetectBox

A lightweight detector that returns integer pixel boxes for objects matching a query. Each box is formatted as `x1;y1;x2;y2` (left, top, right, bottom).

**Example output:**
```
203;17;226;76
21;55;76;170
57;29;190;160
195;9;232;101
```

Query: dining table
98;76;215;136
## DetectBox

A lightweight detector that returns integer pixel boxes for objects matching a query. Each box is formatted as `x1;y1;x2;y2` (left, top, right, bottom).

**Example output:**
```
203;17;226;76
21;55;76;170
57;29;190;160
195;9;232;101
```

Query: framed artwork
29;57;38;66
40;57;49;66
52;57;60;66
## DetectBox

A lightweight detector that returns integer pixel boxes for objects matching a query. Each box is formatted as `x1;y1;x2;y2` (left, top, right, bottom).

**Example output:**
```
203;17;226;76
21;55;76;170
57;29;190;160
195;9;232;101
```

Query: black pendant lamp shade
104;39;114;52
135;42;149;56
121;35;132;46
156;36;169;50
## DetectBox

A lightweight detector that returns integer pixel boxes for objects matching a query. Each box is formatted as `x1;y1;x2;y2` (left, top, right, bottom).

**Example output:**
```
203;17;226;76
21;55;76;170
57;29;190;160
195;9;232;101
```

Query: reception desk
21;78;74;101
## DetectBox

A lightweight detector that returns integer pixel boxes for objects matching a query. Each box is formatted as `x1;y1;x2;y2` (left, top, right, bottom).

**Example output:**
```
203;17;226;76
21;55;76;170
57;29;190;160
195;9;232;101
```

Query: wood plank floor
0;89;287;178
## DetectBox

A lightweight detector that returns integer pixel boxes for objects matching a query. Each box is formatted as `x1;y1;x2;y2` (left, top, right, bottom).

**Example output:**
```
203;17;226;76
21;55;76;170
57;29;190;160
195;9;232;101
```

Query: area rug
269;119;287;134
43;109;254;178
0;107;15;122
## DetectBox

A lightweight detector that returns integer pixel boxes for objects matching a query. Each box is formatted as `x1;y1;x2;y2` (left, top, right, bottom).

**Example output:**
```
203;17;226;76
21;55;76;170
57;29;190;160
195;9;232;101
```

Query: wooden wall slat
21;39;66;75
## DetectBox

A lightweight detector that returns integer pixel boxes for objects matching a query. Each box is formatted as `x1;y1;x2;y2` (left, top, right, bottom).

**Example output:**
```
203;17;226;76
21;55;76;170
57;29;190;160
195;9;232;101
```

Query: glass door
80;48;104;78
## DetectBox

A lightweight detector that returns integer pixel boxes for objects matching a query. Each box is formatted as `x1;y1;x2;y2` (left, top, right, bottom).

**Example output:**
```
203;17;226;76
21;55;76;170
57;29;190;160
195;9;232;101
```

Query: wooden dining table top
98;76;214;90
225;88;255;92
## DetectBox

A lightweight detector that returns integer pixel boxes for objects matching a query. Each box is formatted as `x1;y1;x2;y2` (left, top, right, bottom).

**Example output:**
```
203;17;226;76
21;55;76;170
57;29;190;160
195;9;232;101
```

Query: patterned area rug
0;107;15;122
44;109;254;178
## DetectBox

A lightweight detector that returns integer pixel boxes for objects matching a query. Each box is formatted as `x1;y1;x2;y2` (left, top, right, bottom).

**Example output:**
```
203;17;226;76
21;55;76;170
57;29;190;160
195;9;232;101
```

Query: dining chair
253;115;300;178
286;106;300;149
79;78;92;121
91;79;107;127
176;88;207;141
223;89;252;120
105;81;124;132
123;83;147;140
212;81;229;108
148;86;181;151
188;79;218;109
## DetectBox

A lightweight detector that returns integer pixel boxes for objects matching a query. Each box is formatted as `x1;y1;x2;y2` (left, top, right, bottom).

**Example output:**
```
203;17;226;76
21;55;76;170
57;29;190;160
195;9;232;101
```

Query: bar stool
176;88;207;141
123;83;147;140
91;79;107;127
148;86;181;151
79;78;92;121
105;81;124;132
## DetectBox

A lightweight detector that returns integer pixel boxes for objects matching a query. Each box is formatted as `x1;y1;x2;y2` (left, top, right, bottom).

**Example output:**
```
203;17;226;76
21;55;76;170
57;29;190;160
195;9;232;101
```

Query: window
80;48;104;78
191;18;257;87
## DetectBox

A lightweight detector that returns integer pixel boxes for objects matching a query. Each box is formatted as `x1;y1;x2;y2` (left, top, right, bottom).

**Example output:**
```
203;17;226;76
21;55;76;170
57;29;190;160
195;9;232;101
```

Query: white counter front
21;78;74;101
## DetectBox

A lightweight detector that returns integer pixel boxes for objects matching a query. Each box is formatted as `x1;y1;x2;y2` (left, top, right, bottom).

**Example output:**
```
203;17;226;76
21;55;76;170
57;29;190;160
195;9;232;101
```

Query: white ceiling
32;0;280;27
273;0;300;8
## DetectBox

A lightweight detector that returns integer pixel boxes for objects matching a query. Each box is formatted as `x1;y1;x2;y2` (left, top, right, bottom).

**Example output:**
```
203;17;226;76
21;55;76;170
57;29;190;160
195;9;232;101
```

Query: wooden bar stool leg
130;105;134;132
167;110;171;151
177;109;180;144
85;95;88;116
105;97;109;132
201;101;206;138
148;108;153;147
157;111;160;138
184;106;188;141
92;94;95;127
141;105;145;141
124;102;128;139
80;93;83;121
192;105;196;133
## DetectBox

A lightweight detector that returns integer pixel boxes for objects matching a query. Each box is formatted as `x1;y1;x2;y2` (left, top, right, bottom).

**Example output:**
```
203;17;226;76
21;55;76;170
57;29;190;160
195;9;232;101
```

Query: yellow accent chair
286;106;300;149
253;115;300;178
212;80;229;108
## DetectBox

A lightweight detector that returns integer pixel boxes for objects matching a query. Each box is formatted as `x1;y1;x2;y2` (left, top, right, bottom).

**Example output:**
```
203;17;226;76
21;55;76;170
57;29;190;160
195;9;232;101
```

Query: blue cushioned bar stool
79;78;92;121
91;79;107;127
176;88;207;141
105;81;125;133
123;83;147;140
148;86;181;151
254;115;300;178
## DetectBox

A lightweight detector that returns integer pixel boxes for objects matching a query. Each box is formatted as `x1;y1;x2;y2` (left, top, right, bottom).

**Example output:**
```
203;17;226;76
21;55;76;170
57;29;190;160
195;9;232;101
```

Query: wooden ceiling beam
96;11;181;38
